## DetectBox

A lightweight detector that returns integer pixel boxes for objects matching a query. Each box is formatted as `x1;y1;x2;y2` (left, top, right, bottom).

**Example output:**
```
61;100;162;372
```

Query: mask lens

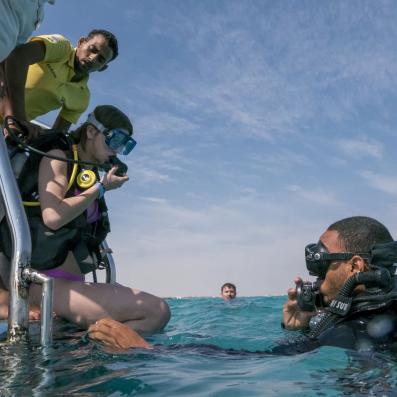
305;242;330;279
122;139;137;155
105;129;136;155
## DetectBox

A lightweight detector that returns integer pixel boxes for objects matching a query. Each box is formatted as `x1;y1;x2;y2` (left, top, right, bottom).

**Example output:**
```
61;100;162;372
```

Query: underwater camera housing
296;280;322;312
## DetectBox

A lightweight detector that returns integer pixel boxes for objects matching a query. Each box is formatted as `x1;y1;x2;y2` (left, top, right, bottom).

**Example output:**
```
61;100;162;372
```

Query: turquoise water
1;296;397;396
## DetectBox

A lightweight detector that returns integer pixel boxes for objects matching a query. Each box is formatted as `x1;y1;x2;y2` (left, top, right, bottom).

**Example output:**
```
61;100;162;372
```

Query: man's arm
88;318;152;350
2;40;46;121
52;114;71;132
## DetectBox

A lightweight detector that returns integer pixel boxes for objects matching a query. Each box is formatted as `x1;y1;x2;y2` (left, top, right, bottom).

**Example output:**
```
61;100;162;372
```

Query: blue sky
36;0;397;297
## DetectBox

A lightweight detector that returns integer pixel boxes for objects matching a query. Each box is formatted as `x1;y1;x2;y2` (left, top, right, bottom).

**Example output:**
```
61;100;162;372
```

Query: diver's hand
28;306;41;321
4;119;43;141
282;277;314;330
101;166;129;192
88;317;152;350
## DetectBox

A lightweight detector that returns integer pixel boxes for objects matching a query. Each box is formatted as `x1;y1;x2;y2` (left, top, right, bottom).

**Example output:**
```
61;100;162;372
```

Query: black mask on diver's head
304;241;369;279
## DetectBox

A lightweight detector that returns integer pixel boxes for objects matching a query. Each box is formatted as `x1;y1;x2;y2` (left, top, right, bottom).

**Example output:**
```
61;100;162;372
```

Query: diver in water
281;216;397;354
0;105;170;349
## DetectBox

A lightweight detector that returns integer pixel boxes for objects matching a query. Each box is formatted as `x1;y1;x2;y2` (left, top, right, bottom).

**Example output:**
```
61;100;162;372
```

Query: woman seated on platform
0;105;170;349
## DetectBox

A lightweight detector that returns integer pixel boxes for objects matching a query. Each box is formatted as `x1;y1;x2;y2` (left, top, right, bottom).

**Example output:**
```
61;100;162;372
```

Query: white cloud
121;1;397;145
109;193;324;296
137;112;199;138
132;167;171;184
336;138;383;159
286;185;341;207
248;149;312;175
128;144;191;184
360;171;397;196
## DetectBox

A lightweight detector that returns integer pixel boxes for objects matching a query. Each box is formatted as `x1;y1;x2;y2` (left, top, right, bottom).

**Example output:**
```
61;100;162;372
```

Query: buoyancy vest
272;304;397;355
0;131;110;274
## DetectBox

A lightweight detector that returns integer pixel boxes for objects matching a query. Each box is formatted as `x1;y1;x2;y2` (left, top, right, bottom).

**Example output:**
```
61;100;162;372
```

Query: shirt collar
69;49;89;83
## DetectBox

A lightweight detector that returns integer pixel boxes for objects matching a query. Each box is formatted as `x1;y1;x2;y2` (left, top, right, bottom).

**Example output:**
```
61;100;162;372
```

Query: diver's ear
351;255;366;273
77;37;87;48
86;124;97;139
98;64;108;72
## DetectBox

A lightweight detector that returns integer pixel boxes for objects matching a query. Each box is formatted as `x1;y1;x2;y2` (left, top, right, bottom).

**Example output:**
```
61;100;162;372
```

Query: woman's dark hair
70;105;133;149
327;216;393;253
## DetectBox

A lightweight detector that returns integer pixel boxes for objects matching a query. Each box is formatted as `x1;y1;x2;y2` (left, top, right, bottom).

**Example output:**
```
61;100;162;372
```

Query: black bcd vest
0;130;110;274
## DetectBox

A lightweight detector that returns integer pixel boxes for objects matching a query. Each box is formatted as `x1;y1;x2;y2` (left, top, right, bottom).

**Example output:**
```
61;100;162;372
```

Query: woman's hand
282;277;315;330
88;317;152;350
101;166;129;192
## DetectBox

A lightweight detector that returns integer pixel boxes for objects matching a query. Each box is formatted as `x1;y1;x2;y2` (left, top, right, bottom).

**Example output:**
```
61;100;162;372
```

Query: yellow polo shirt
25;34;90;124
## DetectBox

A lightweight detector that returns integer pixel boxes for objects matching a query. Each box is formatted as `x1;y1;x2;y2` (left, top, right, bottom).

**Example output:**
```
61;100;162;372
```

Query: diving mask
87;112;136;155
305;241;369;279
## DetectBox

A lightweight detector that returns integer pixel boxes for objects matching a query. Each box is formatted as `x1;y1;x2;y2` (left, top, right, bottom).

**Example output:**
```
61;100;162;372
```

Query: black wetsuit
272;305;397;355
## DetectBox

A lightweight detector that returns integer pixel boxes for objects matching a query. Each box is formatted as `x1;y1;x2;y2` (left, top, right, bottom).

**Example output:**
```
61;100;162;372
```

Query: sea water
1;296;397;396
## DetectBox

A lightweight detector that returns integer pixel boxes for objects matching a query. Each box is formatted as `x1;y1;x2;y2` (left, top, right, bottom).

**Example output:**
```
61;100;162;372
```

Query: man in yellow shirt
1;29;118;135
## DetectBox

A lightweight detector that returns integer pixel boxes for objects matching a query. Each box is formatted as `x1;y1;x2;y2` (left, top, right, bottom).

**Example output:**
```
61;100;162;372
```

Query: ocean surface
1;296;397;396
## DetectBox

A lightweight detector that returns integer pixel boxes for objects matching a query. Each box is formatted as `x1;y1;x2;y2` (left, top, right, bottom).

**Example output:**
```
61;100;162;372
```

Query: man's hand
101;166;129;191
4;119;43;141
282;277;315;330
88;317;152;350
28;306;41;321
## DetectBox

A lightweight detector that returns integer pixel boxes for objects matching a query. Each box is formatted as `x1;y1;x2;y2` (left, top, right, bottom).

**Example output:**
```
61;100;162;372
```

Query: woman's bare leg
30;280;171;335
0;287;41;321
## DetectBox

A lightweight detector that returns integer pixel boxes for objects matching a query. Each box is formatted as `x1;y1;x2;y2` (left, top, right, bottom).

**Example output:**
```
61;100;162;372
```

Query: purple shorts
43;269;84;282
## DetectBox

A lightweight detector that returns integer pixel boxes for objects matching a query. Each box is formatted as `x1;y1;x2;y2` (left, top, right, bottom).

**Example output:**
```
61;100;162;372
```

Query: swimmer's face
75;34;113;74
221;286;236;301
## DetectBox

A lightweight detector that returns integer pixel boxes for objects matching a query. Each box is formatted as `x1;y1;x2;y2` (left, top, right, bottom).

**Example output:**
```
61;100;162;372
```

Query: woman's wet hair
327;216;393;253
70;105;133;149
93;105;133;134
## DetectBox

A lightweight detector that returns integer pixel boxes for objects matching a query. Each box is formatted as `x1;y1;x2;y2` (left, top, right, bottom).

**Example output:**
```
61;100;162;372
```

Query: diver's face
75;34;113;74
318;230;353;304
221;287;236;301
86;125;117;163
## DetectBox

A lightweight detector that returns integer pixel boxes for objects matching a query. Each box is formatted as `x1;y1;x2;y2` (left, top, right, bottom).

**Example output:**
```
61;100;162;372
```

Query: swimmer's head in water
221;283;236;301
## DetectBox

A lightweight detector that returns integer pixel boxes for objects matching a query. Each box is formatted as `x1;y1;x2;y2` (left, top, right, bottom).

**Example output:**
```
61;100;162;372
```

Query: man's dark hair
327;216;393;253
87;29;118;61
221;283;236;292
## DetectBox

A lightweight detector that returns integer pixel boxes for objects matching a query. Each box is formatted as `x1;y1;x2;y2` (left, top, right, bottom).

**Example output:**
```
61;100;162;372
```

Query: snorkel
304;241;397;339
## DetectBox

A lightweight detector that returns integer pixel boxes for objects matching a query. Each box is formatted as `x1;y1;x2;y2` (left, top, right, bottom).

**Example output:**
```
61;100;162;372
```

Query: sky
35;0;397;297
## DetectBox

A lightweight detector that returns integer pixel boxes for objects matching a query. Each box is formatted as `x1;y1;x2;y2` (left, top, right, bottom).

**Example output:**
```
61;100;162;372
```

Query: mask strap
87;113;107;133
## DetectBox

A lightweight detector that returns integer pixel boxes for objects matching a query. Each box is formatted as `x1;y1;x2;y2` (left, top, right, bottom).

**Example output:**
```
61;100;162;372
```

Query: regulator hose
308;268;391;339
